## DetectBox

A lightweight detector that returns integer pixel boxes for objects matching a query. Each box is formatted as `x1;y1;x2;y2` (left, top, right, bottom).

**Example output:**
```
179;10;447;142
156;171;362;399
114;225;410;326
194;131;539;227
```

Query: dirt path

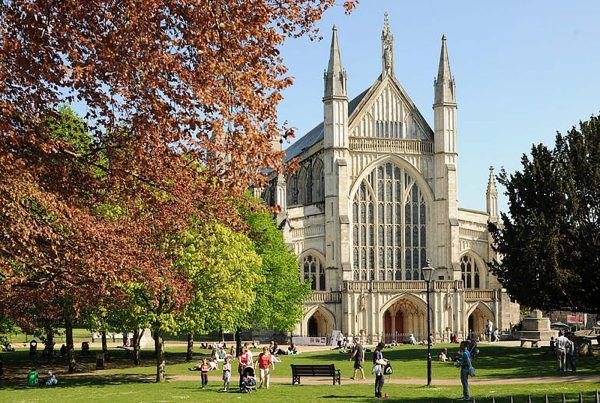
168;373;600;386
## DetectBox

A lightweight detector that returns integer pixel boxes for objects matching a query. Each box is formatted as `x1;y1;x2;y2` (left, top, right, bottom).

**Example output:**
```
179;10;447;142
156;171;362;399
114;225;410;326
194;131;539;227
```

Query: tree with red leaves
0;0;357;381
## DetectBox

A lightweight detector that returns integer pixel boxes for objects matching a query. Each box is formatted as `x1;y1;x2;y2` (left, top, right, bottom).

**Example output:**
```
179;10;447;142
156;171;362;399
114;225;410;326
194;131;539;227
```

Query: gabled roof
284;73;434;161
284;87;371;162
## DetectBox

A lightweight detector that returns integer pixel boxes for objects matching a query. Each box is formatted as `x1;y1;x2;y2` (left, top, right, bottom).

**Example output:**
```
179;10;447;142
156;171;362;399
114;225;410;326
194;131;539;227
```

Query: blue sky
277;0;600;213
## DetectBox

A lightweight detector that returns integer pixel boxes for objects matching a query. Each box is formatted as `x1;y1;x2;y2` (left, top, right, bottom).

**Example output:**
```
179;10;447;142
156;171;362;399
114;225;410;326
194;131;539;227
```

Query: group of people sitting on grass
26;369;58;387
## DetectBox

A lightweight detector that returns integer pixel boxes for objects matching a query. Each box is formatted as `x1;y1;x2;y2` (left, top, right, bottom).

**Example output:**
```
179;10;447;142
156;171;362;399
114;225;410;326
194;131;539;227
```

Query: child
222;356;232;392
200;358;211;390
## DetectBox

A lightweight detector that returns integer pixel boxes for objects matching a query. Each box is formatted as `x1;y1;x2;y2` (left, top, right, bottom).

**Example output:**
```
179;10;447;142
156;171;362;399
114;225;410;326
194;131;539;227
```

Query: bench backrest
291;364;336;376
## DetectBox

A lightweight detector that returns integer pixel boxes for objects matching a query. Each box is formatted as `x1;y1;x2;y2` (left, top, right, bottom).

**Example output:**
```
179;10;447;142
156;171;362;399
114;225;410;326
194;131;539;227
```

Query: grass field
0;379;599;402
2;342;599;402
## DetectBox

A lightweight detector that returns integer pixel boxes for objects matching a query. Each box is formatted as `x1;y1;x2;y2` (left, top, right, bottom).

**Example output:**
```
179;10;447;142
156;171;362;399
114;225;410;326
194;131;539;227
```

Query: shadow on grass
0;373;153;391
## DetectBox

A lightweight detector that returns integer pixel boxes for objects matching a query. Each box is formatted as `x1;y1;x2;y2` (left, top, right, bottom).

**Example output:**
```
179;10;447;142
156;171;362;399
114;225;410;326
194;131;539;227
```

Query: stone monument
516;309;557;341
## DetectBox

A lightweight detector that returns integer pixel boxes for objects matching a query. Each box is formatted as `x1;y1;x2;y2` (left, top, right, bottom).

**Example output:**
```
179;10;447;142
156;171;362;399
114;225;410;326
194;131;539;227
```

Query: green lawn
2;343;600;402
92;343;600;380
0;379;599;402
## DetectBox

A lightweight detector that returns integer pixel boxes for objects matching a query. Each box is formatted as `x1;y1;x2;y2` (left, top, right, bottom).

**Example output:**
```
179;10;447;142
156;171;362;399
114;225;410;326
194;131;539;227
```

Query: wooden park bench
520;338;540;348
291;364;341;385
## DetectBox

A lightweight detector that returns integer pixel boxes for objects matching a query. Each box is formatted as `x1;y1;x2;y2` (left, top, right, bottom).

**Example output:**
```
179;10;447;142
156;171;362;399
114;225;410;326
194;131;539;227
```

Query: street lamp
422;260;435;386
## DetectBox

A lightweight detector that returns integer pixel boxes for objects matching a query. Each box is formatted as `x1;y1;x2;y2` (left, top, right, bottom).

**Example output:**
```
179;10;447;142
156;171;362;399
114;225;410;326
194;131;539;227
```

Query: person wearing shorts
350;337;365;380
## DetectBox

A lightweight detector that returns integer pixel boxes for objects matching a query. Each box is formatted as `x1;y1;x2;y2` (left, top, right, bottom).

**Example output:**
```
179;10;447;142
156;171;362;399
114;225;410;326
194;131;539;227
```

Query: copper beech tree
0;0;357;381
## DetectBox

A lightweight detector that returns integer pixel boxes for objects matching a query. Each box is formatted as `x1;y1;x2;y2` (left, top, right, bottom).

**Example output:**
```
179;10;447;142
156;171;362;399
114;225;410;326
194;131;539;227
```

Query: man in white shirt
556;332;568;372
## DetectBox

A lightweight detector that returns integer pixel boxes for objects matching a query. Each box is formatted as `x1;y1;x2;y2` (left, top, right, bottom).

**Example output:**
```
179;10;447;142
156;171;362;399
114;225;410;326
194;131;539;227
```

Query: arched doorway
305;307;334;338
382;296;426;343
467;303;494;339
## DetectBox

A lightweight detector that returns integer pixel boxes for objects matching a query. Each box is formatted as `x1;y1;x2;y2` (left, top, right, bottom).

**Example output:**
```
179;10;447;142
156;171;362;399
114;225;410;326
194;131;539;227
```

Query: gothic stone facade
263;17;520;343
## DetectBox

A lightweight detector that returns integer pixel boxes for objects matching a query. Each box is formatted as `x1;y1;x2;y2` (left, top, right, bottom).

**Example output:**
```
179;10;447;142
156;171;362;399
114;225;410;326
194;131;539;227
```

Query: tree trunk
154;328;165;382
235;328;242;357
45;328;54;362
65;318;76;373
186;332;194;362
132;329;141;366
101;331;108;360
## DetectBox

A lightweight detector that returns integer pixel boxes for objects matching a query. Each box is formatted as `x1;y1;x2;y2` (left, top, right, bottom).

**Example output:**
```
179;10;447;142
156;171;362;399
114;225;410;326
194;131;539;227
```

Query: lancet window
461;254;480;289
352;162;427;281
302;254;325;291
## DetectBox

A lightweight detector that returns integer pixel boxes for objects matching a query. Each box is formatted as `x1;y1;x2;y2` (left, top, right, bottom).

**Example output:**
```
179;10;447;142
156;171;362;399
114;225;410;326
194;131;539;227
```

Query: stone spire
381;12;394;76
434;34;455;105
324;25;347;99
486;166;499;222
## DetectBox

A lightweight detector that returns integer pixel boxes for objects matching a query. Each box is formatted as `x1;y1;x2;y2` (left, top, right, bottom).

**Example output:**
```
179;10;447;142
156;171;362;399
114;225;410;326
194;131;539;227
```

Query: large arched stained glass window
460;254;480;289
352;162;427;281
303;255;325;290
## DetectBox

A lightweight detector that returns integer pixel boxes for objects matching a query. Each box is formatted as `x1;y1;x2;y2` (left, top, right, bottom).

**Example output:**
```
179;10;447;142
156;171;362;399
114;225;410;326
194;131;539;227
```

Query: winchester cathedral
261;15;519;343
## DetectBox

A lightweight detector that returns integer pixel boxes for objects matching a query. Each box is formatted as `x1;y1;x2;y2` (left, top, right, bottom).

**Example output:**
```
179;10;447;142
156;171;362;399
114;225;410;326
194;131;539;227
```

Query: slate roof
284;87;371;162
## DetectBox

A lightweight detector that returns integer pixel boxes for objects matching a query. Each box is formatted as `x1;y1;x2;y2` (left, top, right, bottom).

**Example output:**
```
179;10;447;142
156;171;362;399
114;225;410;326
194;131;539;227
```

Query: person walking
200;358;211;390
350;337;366;381
458;341;473;401
256;346;274;389
372;342;387;399
565;337;576;373
556;331;568;372
222;356;232;392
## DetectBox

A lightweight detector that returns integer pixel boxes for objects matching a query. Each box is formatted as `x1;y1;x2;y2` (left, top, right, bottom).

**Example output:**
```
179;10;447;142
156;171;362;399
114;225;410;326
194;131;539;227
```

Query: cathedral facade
263;16;519;343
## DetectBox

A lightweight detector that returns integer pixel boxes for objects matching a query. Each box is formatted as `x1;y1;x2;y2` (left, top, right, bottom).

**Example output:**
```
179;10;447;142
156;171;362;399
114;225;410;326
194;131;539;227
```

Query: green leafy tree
173;221;262;361
489;115;600;313
244;209;312;342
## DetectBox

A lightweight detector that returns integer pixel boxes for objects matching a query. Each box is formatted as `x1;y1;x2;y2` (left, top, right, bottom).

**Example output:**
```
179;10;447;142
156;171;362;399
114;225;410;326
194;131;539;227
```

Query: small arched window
303;254;325;291
461;254;481;289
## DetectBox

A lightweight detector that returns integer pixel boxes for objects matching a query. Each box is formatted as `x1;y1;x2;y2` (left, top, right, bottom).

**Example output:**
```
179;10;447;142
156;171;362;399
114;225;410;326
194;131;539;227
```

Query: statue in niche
383;41;392;73
358;291;367;312
445;285;452;310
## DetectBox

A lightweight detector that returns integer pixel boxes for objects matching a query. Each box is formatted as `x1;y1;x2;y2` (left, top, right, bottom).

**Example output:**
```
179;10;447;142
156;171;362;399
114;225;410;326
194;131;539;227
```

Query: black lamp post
422;260;435;386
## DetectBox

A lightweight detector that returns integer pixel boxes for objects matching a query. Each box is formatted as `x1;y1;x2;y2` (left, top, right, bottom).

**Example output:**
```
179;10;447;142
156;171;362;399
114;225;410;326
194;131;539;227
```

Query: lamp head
422;260;434;283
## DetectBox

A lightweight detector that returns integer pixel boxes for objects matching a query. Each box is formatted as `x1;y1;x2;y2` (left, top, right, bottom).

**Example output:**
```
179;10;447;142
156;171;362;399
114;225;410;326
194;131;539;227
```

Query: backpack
384;362;393;375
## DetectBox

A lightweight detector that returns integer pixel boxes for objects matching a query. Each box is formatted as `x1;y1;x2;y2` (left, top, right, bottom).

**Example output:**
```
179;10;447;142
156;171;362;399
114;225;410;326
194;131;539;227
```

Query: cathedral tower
433;35;460;277
323;26;351;281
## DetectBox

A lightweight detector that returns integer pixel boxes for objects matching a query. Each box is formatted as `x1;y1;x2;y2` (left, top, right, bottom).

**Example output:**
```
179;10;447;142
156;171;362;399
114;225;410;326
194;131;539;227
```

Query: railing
290;225;325;240
349;137;434;154
464;289;498;301
345;280;464;292
305;291;342;304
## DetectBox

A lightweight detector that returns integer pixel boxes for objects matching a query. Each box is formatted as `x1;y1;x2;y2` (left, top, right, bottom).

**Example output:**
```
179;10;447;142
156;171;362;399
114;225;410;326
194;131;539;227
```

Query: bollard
579;392;584;403
563;393;567;403
545;394;549;403
491;398;496;403
596;389;600;403
528;396;532;403
510;397;514;403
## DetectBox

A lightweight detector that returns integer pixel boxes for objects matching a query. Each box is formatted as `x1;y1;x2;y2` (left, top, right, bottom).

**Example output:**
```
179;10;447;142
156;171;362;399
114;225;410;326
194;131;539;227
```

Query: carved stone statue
358;291;367;312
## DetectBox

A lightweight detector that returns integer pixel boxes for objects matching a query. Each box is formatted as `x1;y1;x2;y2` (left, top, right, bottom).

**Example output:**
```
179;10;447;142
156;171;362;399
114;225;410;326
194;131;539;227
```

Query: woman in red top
237;345;252;389
255;346;274;389
200;358;211;390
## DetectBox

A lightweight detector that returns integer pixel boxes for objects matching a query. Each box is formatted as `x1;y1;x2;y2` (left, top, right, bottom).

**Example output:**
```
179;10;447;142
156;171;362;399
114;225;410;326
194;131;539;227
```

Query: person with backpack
565;337;576;373
457;341;473;401
372;342;388;398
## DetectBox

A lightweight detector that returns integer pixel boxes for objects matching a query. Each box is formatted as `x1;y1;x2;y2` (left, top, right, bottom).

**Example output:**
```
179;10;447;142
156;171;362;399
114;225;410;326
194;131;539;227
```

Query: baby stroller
240;367;256;393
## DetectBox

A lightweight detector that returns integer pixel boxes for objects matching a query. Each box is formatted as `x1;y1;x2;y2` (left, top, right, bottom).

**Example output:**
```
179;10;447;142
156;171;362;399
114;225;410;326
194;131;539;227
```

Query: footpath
169;373;600;386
